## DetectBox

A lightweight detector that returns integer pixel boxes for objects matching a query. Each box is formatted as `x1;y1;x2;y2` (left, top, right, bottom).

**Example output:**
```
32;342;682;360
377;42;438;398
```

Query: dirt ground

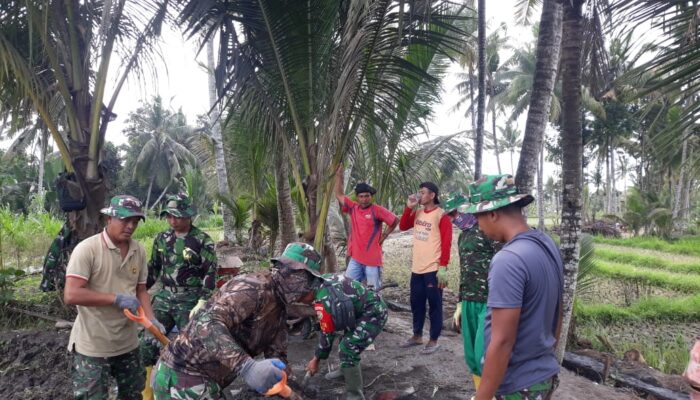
0;310;640;400
0;329;72;400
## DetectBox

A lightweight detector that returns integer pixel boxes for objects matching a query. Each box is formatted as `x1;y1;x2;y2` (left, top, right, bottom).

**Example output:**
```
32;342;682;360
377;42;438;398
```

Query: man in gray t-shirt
463;175;563;400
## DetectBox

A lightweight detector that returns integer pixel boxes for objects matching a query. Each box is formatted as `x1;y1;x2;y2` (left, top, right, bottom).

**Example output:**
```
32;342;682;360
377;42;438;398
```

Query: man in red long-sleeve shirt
398;182;452;354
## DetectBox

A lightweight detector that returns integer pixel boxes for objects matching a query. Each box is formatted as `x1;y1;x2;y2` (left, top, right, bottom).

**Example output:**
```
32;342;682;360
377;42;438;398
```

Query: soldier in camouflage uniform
444;193;501;390
141;194;218;399
40;222;79;292
152;242;323;400
140;194;218;362
465;175;562;400
305;274;388;400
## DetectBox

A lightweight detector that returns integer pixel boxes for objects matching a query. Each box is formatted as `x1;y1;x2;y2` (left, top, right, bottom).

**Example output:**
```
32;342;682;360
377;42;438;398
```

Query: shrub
576;293;700;323
132;218;169;241
595;249;700;274
593;235;700;256
592;260;700;293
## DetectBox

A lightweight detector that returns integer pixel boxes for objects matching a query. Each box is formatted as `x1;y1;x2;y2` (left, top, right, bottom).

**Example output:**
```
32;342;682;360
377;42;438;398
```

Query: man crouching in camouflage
151;242;324;399
305;274;389;400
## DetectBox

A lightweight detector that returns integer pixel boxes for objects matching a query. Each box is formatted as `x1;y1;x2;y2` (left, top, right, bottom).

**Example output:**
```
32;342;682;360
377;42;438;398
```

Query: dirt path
0;312;639;400
274;312;641;400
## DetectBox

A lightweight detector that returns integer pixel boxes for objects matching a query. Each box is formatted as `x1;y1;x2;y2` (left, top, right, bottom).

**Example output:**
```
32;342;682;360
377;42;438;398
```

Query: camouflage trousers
339;304;388;368
496;376;559;400
152;360;221;400
72;348;144;400
140;289;199;366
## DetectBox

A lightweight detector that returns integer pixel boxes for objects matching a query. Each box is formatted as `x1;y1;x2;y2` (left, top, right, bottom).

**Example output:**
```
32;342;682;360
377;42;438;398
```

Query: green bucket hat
271;242;322;277
443;192;468;214
463;174;534;214
160;193;196;218
100;195;146;220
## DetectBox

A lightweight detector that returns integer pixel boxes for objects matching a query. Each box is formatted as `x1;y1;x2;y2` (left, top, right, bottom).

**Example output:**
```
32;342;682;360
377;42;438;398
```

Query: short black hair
495;201;526;216
419;182;440;204
354;182;376;195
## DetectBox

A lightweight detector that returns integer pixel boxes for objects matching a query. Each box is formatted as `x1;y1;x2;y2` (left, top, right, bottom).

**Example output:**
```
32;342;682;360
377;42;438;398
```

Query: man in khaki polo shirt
64;195;162;400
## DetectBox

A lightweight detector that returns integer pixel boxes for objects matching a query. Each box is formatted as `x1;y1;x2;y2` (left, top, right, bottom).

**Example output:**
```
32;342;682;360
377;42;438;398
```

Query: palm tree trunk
275;140;296;250
514;0;562;194
639;129;645;192
149;181;171;211
492;101;502;174
604;143;610;213
207;38;235;243
683;176;693;223
470;70;476;133
144;175;155;211
556;0;584;362
672;137;688;230
610;146;616;214
510;151;514;175
537;140;545;230
38;127;48;202
474;0;486;179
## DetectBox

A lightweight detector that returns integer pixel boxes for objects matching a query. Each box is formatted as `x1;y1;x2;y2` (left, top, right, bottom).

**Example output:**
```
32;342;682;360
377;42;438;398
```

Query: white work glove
146;319;166;348
189;299;207;319
452;303;462;334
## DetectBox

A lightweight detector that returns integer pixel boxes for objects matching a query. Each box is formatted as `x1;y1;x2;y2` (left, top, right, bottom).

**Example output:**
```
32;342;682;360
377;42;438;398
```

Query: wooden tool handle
147;325;170;346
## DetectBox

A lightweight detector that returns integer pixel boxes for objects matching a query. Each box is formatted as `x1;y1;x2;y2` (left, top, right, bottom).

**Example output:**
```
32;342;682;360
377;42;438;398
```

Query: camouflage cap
100;195;146;220
160;193;196;218
443;192;468;214
271;242;322;277
463;174;534;214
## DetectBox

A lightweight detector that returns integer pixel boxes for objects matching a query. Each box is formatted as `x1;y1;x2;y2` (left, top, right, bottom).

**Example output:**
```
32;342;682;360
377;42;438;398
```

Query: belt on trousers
160;285;200;294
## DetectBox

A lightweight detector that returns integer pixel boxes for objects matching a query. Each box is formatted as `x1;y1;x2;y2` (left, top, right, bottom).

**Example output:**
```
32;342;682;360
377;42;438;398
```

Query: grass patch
576;322;691;374
595;248;700;275
13;275;52;303
594;235;700;257
132;218;169;241
575;293;700;323
0;208;64;270
592;260;700;293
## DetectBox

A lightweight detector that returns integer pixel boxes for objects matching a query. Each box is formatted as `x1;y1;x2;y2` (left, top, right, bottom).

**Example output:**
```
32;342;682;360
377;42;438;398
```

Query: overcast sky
0;3;556;180
103;0;551;178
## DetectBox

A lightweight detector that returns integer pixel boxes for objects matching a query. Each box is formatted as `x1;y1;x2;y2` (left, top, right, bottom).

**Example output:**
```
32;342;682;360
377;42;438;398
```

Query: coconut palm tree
0;0;169;240
475;0;486;179
611;1;700;151
497;122;523;175
177;0;466;265
206;37;235;243
513;0;563;195
557;0;585;361
126;97;197;210
454;24;508;174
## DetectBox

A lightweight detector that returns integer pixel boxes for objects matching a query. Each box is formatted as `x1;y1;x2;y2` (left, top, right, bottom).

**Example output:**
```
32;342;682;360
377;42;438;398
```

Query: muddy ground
0;310;641;400
0;329;72;400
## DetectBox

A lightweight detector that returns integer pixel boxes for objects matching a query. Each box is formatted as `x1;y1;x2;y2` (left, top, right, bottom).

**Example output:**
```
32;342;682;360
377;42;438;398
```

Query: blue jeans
410;271;443;341
345;258;382;289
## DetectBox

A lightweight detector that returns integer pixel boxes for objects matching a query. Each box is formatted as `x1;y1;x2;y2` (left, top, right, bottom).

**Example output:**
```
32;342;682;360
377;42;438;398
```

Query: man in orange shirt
398;182;452;354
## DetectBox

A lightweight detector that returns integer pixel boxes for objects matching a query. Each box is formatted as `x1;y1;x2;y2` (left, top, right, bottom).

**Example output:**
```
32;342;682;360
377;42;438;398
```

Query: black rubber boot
342;365;365;400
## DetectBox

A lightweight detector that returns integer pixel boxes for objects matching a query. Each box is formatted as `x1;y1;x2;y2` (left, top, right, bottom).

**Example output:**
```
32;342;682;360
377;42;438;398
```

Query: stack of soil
0;330;72;400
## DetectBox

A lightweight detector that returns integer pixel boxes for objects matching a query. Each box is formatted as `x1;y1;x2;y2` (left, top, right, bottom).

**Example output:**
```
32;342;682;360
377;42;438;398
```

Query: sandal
421;343;441;354
399;338;423;348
